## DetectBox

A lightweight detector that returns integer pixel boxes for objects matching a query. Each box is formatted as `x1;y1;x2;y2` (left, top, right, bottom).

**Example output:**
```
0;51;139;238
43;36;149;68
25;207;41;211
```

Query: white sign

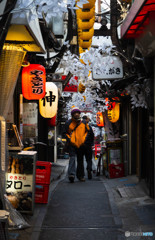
23;103;38;125
6;173;33;192
92;56;123;80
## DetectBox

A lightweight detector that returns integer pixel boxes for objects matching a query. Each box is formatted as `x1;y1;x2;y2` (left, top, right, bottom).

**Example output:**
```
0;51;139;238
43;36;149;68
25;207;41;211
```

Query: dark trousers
84;144;92;172
76;146;85;179
76;144;92;179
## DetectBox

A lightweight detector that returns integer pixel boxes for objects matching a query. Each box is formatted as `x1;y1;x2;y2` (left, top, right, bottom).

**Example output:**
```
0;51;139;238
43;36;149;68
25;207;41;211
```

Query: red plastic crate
36;161;52;184
108;163;124;178
35;184;49;203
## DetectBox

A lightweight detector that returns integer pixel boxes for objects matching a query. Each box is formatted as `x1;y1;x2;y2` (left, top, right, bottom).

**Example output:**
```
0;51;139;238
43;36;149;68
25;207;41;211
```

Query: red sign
62;75;78;92
22;64;46;100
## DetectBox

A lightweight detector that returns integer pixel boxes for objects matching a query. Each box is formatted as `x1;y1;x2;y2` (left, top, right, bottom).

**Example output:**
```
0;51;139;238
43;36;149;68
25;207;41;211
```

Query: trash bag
4;195;30;230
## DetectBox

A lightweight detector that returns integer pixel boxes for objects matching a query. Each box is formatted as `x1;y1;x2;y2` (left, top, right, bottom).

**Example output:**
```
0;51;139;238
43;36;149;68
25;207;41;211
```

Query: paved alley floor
38;176;123;240
8;160;155;240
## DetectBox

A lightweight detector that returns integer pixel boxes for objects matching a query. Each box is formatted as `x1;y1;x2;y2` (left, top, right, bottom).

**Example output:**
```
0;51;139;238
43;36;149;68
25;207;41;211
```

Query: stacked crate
35;161;52;203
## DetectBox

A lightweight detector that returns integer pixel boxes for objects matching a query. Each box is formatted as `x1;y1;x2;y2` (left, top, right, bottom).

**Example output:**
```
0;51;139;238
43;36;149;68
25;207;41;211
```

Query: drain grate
117;186;146;198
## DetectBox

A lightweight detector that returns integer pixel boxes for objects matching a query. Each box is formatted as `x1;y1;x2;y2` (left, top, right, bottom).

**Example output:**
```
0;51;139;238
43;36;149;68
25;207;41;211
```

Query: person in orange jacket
63;107;89;183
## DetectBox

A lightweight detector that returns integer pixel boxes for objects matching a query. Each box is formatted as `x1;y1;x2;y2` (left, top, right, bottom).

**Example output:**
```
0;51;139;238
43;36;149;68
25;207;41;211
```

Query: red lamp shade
96;112;104;127
22;64;46;100
48;115;57;126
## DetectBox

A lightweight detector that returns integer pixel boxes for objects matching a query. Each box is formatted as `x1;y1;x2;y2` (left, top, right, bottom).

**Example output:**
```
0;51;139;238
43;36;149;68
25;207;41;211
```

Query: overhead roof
121;0;155;39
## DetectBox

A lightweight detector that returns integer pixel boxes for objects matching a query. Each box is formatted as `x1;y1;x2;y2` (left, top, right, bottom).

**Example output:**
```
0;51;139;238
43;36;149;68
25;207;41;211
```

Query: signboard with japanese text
6;173;33;193
92;56;123;80
6;151;37;214
62;75;78;92
22;103;38;147
39;82;58;118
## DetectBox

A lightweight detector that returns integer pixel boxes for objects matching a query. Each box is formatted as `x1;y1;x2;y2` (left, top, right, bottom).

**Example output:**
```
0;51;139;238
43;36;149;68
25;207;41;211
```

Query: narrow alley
0;1;155;240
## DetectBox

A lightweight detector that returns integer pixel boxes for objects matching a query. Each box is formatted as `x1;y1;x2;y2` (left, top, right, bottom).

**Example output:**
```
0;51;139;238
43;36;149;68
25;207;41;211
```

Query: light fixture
39;82;58;118
5;7;46;53
22;64;46;100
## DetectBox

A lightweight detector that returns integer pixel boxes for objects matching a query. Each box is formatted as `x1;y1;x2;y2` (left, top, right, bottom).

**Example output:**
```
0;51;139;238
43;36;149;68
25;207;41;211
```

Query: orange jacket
64;119;90;148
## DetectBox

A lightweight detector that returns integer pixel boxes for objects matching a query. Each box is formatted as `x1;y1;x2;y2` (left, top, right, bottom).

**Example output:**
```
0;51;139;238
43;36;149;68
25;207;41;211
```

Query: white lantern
39;82;58;118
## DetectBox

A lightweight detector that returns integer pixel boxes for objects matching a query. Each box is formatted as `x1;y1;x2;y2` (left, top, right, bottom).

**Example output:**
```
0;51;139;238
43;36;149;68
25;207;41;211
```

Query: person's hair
82;115;87;120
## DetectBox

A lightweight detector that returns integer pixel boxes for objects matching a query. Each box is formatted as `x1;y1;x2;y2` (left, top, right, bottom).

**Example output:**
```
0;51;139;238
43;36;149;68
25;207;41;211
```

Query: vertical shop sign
22;64;46;100
39;82;58;118
22;103;38;143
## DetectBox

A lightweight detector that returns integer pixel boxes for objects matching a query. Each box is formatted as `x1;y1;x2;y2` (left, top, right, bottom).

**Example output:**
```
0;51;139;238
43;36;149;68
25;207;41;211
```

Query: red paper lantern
48;115;57;126
22;64;46;100
96;112;104;127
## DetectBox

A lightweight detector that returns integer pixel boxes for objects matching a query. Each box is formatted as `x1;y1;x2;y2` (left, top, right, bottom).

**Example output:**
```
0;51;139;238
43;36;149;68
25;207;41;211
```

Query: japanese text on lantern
30;69;44;94
41;91;56;106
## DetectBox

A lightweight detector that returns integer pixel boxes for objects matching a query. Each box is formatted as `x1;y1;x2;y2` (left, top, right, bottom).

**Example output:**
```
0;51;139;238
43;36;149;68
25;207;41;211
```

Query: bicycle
96;143;107;176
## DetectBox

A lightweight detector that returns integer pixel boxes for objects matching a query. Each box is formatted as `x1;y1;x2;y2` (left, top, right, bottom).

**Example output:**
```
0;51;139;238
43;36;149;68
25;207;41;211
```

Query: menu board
6;151;36;214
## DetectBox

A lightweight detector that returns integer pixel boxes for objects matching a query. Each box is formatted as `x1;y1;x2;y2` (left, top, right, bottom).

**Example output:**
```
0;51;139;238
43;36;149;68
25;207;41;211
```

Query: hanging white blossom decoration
126;82;148;110
11;0;90;23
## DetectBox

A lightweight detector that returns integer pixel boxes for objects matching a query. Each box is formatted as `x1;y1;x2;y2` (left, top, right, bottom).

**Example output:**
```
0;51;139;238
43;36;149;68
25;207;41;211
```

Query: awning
121;0;155;39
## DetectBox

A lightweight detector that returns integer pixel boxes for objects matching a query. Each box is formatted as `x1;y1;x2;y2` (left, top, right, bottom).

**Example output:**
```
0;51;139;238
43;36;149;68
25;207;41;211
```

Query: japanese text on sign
6;173;33;192
93;56;123;80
